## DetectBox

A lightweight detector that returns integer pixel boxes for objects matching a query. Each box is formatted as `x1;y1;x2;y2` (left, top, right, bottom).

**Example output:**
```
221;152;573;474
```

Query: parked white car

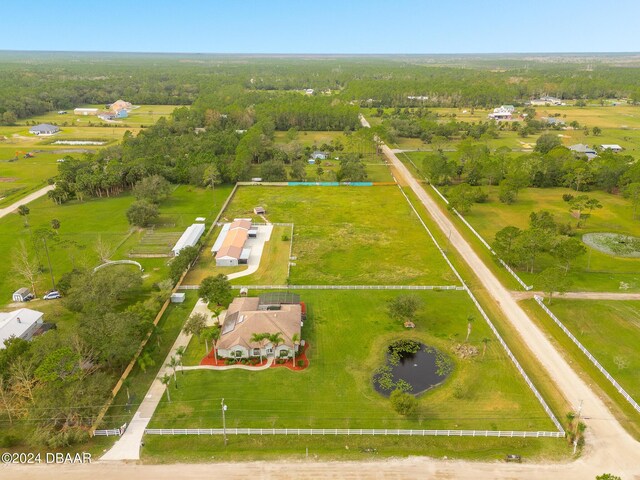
43;291;61;300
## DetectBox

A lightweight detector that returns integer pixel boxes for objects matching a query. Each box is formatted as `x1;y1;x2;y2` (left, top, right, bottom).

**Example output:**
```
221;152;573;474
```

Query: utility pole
573;399;583;455
221;398;228;446
42;237;56;291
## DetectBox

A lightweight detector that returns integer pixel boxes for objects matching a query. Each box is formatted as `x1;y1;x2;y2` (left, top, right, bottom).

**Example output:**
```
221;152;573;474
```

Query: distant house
542;117;566;126
253;206;266;215
0;308;44;349
74;108;99;116
12;288;32;302
110;99;132;112
569;144;598;160
57;110;67;114
601;144;623;153
171;223;206;256
488;106;513;120
114;109;128;119
529;96;565;106
216;295;302;359
310;151;328;160
98;113;115;121
304;88;314;95
213;219;252;267
29;123;59;136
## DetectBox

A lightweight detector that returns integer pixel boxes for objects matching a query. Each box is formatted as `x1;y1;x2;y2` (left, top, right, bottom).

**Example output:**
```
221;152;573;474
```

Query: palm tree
160;374;172;402
209;325;221;363
292;333;301;366
481;337;491;358
167;356;179;388
268;332;285;359
465;315;475;342
250;332;268;363
210;306;224;325
17;205;30;227
176;346;186;375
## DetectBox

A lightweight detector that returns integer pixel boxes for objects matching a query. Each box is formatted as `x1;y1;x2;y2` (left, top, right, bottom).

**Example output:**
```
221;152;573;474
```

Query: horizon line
1;49;640;56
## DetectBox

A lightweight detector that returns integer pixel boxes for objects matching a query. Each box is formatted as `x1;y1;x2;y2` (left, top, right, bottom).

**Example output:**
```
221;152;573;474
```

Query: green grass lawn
141;433;568;462
0;184;233;309
0;147;59;206
432;185;640;291
218;186;457;286
538;299;640;401
273;130;345;147
522;298;640;438
149;290;558;432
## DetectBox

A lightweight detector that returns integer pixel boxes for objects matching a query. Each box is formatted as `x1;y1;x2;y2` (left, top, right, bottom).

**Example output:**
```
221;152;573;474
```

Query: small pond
582;233;640;258
373;341;452;397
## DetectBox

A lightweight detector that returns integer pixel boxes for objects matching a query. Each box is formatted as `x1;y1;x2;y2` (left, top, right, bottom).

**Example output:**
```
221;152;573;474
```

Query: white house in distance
529;96;565;106
212;219;254;266
171;223;205;256
488;105;515;120
74;108;99;116
308;151;328;164
217;294;302;359
29;123;60;136
0;308;44;349
601;144;623;153
569;144;598;160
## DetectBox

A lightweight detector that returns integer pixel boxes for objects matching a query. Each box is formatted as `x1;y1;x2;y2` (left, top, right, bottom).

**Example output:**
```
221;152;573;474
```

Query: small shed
170;293;186;303
240;287;249;297
253;206;266;215
12;288;32;302
195;217;206;222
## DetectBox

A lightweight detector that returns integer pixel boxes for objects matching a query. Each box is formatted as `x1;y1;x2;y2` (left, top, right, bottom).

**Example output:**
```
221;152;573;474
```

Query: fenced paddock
144;428;564;438
129;231;182;256
534;295;640;414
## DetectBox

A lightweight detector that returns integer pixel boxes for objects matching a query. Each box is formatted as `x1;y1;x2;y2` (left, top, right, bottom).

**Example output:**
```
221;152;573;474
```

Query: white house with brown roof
217;296;301;359
214;218;252;266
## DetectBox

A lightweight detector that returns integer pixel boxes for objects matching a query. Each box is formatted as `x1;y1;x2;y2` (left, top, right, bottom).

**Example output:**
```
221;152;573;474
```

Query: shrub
281;234;290;241
562;193;574;202
0;435;19;448
297;360;305;367
390;389;417;416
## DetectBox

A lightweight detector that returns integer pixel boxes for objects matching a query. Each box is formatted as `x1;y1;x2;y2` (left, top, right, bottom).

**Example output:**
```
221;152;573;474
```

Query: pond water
373;343;451;397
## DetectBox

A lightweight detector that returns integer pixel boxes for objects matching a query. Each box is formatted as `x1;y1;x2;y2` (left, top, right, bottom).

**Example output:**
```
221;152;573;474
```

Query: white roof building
601;144;623;152
172;223;205;256
0;308;44;349
74;108;99;115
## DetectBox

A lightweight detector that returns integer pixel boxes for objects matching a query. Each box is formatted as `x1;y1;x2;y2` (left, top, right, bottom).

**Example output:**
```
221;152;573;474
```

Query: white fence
145;428;563;438
178;285;466;291
93;429;122;437
396;185;565;435
534;295;640;415
429;184;533;291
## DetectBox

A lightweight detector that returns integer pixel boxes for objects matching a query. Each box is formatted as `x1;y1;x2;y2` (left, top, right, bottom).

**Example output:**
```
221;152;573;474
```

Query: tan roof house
217;296;302;359
215;219;252;266
110;100;132;112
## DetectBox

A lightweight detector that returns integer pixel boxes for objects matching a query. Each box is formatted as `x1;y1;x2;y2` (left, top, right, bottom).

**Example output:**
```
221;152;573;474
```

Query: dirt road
512;290;640;301
0;185;55;219
366;119;640;477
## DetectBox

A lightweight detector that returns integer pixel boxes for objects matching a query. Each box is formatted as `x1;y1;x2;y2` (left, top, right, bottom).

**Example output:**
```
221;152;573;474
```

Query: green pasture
217;185;457;285
436;185;640;291
149;290;559;431
523;298;640;437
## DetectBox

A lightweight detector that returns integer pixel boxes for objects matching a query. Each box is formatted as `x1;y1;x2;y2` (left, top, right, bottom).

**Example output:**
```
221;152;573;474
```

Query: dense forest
4;53;640;124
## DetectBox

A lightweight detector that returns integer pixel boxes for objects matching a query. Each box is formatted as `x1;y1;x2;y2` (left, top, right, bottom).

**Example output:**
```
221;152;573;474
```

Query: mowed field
149;290;558;432
539;299;640;402
0;105;177;205
443;186;640;291
218;186;458;285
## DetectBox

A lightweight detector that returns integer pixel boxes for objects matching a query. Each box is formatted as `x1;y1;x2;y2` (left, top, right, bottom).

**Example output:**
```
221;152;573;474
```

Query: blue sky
2;0;639;54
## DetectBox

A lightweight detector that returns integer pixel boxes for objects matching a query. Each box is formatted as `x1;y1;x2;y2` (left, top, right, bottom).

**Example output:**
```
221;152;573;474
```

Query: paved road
0;184;55;219
513;290;640;301
361;115;640;477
